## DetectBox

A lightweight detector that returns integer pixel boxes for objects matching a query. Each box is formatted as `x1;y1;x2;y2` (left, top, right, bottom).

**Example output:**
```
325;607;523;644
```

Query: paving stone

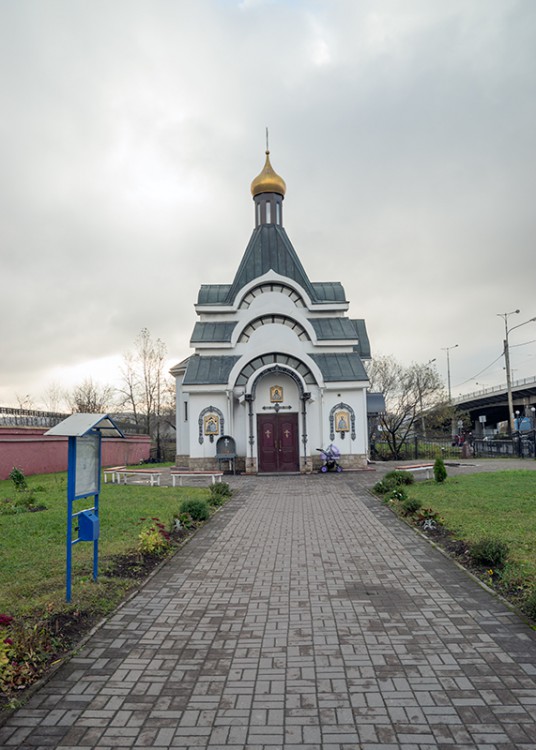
2;474;536;748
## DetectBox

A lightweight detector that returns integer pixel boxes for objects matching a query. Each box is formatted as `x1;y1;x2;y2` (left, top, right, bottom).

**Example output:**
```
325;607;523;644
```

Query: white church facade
171;149;373;473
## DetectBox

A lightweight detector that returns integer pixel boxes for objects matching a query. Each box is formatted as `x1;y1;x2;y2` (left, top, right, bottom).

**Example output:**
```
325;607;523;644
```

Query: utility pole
504;332;515;434
498;310;536;434
442;344;458;438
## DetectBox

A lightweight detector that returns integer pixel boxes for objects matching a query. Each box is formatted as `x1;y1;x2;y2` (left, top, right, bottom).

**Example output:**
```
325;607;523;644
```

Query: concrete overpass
453;376;536;433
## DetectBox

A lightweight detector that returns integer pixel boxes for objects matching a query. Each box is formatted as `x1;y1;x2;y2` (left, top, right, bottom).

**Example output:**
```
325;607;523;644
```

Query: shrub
470;538;509;567
433;458;447;483
415;507;442;524
212;481;232;497
389;487;408;502
9;467;27;491
400;497;422;516
0;492;45;515
173;511;196;531
384;470;415;486
0;616;61;692
14;492;36;509
179;498;210;522
523;588;536;621
138;520;172;556
208;482;232;506
374;471;416;496
372;480;390;494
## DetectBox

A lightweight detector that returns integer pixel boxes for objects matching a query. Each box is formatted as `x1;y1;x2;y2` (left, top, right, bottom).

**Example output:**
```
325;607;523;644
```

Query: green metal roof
183;355;240;385
226;225;316;304
310;282;346;303
310;318;358;340
197;285;232;305
190;322;237;343
310;352;368;382
351;319;371;359
196;227;348;307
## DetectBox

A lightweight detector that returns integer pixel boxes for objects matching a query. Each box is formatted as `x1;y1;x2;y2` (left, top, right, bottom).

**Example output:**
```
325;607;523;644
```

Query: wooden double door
257;413;300;473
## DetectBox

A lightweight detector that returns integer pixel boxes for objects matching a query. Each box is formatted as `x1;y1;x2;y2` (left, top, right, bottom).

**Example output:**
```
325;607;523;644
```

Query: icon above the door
270;385;283;403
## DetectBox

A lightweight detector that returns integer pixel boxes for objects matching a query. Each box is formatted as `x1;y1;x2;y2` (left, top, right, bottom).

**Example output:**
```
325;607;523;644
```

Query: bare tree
367;356;445;459
15;393;35;411
117;328;174;460
42;382;67;413
68;378;115;414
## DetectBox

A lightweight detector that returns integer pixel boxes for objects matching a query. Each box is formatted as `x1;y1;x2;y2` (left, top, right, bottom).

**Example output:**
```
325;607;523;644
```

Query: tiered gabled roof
190;321;236;343
196;225;348;308
182;355;240;385
310;353;368;381
225;224;316;304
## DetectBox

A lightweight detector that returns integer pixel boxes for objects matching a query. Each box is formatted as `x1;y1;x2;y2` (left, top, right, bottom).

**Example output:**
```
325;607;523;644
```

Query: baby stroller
317;444;343;473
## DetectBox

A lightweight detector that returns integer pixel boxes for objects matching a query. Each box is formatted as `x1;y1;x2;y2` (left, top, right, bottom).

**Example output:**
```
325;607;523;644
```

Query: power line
510;338;536;348
453;352;504;389
453;337;536;390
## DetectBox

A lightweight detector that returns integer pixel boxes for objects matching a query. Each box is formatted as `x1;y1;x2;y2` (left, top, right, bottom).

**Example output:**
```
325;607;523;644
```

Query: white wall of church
322;387;368;456
175;379;189;459
187;393;230;460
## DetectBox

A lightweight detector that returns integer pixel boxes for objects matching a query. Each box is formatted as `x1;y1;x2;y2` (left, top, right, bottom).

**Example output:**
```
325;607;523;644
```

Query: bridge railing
454;375;536;404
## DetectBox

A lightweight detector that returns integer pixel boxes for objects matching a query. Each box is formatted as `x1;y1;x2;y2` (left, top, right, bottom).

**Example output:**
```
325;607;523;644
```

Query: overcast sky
1;0;535;409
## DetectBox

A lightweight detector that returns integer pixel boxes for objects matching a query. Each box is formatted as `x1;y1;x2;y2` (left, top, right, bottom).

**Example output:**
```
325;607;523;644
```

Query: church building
171;149;373;473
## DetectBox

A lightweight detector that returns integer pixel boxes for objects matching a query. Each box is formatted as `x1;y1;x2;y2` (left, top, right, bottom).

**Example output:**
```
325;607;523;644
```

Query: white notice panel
75;434;100;497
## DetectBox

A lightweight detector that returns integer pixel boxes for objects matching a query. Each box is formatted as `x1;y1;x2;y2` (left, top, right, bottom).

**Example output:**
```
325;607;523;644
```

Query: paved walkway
2;473;536;749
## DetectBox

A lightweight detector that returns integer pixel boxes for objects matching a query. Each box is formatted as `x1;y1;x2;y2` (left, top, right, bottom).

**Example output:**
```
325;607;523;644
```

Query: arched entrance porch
242;364;312;473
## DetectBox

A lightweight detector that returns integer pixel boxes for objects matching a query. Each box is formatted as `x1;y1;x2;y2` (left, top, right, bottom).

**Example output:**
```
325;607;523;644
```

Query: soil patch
104;551;166;579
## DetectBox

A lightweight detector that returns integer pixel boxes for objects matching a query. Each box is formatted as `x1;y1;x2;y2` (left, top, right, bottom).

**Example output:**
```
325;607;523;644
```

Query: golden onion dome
250;150;286;197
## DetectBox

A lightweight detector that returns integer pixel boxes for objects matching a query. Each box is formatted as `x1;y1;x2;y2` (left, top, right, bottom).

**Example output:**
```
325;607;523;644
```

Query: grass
408;470;536;581
0;469;227;704
0;471;209;615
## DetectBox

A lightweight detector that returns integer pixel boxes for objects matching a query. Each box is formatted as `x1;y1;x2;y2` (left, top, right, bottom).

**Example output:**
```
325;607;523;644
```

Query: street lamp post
497;310;536;434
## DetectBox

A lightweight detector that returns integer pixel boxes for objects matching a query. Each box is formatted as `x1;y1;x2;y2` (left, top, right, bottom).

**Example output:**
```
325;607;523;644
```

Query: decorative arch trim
198;405;225;444
235;353;317;388
238;282;306;309
237;315;310;343
329;402;356;441
249;364;307;400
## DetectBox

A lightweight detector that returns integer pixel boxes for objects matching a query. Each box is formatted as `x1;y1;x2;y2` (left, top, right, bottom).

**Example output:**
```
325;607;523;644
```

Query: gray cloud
1;0;535;405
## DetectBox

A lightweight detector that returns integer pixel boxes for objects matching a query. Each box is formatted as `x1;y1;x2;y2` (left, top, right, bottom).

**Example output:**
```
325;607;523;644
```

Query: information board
75;434;100;497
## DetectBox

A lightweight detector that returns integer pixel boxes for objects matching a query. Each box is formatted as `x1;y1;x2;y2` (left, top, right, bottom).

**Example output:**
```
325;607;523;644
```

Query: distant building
171;149;373;472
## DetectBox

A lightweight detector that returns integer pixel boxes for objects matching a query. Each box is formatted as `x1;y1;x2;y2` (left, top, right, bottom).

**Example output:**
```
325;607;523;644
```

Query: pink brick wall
0;428;151;480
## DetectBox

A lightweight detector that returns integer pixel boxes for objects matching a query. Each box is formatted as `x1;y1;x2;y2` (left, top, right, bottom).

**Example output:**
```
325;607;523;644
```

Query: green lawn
408;470;536;581
0;471;209;615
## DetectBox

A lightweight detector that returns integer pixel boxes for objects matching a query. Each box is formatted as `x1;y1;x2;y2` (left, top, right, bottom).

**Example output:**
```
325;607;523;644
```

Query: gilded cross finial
266;126;269;153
